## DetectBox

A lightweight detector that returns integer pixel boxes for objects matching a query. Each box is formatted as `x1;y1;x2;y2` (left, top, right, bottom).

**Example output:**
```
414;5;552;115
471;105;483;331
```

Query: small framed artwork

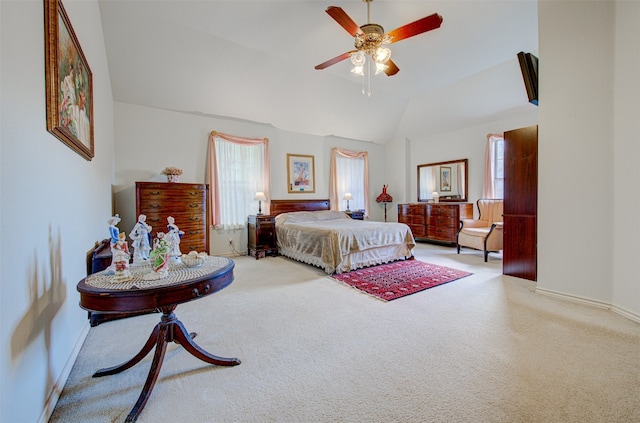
44;0;94;160
287;154;315;193
440;166;452;192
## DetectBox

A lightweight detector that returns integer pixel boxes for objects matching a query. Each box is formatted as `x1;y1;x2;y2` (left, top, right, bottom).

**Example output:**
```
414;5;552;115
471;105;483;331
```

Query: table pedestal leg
93;306;241;422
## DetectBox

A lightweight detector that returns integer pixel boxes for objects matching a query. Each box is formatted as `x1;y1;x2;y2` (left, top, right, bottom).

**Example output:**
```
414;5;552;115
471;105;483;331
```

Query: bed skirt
278;243;414;274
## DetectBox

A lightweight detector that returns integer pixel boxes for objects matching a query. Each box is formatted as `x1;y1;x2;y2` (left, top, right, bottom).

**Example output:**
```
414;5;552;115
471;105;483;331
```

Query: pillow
313;210;350;221
276;210;349;225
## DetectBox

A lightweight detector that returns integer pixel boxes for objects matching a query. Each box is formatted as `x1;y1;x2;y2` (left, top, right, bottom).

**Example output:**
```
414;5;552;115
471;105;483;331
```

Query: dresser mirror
417;159;468;202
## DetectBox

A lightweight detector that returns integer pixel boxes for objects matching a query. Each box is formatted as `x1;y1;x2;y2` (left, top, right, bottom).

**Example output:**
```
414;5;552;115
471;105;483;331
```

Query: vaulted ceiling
99;0;538;143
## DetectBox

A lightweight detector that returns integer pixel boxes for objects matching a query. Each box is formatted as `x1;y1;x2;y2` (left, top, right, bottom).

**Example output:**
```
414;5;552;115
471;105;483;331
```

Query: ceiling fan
315;0;443;78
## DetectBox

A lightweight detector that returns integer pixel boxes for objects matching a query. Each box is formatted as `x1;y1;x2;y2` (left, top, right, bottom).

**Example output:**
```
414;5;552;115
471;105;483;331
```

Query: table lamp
343;193;353;212
254;191;267;215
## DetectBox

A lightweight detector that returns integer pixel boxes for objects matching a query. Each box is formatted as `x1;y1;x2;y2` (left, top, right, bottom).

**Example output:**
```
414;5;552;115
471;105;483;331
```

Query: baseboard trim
39;321;91;423
611;304;640;324
536;287;640;324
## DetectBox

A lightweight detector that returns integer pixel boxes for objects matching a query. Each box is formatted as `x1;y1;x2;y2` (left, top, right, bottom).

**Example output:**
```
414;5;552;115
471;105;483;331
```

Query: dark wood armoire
503;125;538;281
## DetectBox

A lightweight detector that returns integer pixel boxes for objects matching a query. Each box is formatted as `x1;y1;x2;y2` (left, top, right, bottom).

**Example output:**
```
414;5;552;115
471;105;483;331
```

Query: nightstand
247;215;278;259
345;210;364;220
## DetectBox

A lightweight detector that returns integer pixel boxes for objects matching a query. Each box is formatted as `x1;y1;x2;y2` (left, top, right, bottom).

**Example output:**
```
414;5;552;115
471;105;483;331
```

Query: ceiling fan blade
326;6;363;36
386;13;443;44
384;60;399;76
315;51;357;70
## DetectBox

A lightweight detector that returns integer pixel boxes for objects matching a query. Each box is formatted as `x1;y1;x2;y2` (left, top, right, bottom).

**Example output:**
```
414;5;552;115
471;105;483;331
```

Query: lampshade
343;193;353;201
254;192;267;201
376;185;392;203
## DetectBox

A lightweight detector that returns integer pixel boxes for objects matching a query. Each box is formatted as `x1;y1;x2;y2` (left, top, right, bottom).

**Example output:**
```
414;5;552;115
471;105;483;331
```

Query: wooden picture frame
440;166;452;192
287;154;315;193
44;0;94;160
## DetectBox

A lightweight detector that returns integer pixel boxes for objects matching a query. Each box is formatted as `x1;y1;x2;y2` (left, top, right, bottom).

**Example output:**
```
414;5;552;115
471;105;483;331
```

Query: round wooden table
77;256;241;423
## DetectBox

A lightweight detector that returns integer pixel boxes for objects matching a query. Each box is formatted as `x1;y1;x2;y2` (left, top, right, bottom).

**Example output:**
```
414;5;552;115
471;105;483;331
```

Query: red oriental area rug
331;260;472;301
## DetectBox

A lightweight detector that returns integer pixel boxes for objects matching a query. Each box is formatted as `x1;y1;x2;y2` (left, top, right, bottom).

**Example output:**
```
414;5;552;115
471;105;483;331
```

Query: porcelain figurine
166;216;184;264
143;232;171;280
112;232;132;282
130;214;152;263
104;214;121;275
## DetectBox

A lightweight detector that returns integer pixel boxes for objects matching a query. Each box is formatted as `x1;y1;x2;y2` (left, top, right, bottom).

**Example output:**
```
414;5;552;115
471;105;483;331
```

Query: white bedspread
275;210;415;274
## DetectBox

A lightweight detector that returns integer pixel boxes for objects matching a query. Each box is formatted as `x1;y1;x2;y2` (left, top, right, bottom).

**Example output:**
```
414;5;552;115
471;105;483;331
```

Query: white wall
113;102;388;256
612;1;640;319
537;1;615;301
0;1;115;422
536;0;639;320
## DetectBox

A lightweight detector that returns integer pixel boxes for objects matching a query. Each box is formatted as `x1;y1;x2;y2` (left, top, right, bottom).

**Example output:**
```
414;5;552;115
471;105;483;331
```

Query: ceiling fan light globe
374;47;391;63
374;62;388;75
350;50;366;66
351;65;365;76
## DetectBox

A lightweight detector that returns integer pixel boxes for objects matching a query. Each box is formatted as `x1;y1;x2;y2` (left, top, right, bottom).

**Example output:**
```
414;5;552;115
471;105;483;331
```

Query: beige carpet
50;244;640;423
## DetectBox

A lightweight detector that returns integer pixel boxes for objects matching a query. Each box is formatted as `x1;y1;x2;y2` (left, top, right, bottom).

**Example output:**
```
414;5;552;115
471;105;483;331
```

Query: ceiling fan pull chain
367;60;372;97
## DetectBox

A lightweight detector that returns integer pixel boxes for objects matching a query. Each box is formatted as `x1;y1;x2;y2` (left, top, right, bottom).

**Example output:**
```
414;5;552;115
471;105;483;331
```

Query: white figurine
130;214;152;263
112;232;132;282
166;216;185;264
104;214;121;275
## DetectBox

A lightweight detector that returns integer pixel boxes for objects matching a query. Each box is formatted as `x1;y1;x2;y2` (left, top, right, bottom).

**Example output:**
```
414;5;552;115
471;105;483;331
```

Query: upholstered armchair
457;199;503;262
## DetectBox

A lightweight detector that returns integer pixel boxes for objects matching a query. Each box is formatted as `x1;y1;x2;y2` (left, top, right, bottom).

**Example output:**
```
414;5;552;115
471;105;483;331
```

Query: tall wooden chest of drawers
398;203;473;245
136;182;210;254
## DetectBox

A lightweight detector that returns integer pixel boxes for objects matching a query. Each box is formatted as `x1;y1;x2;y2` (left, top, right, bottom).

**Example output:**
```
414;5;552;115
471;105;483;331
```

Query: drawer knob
192;285;210;298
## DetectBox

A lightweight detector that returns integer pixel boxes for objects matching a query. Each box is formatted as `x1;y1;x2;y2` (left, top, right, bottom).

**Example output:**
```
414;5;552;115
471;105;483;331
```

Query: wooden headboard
269;199;330;216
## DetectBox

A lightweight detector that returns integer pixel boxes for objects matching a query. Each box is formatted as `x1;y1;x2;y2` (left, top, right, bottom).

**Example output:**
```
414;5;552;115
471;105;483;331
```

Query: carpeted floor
50;244;640;423
331;259;472;300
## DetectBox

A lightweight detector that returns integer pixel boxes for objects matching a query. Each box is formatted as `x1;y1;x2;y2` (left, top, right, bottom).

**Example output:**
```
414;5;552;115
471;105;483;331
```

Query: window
483;134;504;199
493;137;504;199
336;155;365;210
207;132;269;229
330;147;369;215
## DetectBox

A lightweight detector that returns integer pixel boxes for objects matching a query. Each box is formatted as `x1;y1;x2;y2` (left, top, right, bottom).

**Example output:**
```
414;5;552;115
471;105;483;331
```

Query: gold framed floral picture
287;154;315;193
44;0;94;160
440;166;452;192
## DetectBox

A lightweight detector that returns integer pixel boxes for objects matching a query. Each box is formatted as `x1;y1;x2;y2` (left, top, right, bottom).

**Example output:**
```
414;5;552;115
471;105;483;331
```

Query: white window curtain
206;131;270;229
456;162;466;199
419;168;436;200
482;134;504;199
329;147;369;215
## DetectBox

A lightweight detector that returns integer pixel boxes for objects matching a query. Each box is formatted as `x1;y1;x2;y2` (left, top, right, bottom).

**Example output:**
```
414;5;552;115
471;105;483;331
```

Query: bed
270;199;415;274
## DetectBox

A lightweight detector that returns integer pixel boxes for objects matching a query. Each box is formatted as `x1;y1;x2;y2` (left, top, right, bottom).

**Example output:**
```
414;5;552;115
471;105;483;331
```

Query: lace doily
85;256;232;290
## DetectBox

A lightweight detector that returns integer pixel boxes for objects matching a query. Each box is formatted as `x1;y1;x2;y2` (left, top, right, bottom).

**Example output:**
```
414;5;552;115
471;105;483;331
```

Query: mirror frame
417;158;469;203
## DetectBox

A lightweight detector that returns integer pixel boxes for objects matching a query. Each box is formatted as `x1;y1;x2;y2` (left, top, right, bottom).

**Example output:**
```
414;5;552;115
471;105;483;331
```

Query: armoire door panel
504;125;538;216
503;215;537;281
